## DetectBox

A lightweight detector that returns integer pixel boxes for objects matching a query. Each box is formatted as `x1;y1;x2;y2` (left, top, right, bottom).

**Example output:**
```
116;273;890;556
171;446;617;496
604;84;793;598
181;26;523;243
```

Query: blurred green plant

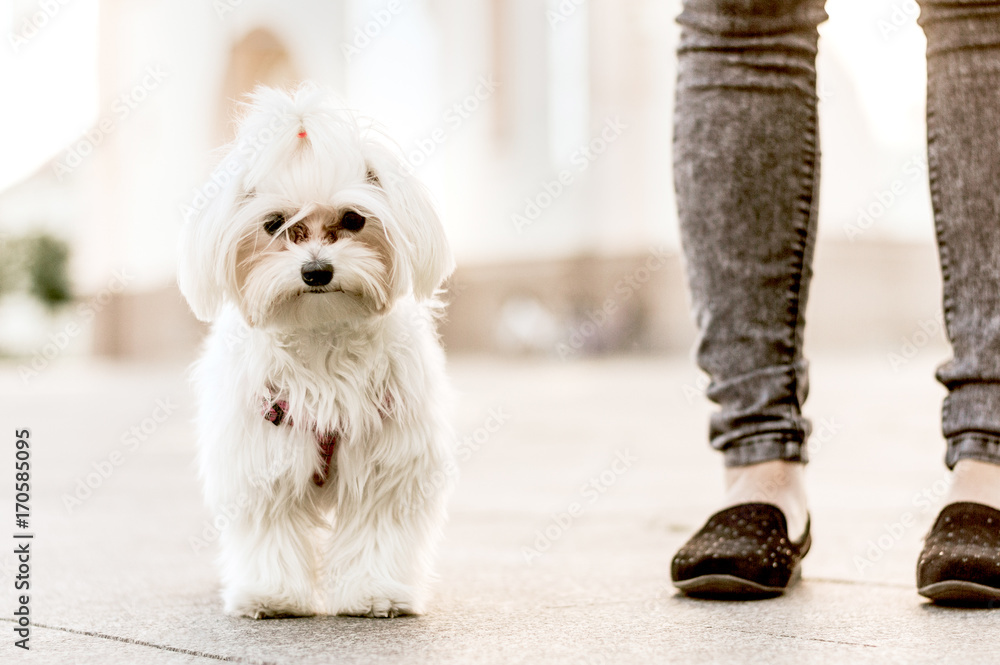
26;233;72;309
0;232;72;310
0;234;19;297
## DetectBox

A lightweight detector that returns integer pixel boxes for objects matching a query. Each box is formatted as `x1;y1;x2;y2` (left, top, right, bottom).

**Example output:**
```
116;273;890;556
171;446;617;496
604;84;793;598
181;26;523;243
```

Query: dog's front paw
223;589;315;620
331;578;421;618
337;596;416;618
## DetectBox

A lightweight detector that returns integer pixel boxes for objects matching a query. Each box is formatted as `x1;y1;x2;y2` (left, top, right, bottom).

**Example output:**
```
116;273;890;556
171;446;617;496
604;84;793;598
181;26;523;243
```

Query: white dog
178;85;455;619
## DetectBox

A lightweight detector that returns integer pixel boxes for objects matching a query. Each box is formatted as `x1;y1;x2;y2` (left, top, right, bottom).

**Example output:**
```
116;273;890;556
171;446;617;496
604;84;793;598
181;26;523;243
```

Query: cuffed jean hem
946;434;1000;469
940;381;1000;457
722;433;808;468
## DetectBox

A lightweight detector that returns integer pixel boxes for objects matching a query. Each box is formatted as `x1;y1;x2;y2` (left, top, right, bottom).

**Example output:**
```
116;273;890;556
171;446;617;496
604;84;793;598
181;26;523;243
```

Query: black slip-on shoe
671;502;811;599
917;501;1000;606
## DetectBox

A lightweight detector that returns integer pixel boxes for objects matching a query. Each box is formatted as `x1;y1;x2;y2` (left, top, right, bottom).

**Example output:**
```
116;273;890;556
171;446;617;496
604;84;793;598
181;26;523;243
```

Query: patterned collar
261;395;337;487
260;390;394;487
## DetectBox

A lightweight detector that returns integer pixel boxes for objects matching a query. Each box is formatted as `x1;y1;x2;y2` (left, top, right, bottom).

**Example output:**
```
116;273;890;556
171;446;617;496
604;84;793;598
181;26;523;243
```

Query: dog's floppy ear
177;150;245;322
362;141;454;301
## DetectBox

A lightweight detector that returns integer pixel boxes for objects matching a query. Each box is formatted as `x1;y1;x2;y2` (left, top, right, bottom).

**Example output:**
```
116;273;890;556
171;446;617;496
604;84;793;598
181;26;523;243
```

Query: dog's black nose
301;261;334;287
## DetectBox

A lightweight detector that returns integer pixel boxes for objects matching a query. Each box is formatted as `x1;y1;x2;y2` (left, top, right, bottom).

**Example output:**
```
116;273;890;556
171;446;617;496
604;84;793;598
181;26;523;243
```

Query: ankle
946;459;1000;512
724;460;809;541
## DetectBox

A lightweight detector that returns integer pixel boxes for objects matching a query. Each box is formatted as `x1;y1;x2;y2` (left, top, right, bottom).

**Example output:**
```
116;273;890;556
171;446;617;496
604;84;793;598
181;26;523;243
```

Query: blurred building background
0;0;944;364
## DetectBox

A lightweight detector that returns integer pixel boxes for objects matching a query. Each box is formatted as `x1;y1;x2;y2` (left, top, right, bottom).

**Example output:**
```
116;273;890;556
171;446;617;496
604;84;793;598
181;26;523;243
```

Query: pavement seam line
806;576;914;590
725;626;879;649
0;618;277;665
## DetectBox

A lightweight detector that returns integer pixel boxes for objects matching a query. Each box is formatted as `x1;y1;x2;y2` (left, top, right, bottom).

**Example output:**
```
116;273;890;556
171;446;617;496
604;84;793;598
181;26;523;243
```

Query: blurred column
491;0;552;200
586;0;679;255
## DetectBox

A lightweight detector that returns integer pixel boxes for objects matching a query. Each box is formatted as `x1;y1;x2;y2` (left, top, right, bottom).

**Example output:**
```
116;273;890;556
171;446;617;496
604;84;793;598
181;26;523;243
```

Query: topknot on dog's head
230;85;362;189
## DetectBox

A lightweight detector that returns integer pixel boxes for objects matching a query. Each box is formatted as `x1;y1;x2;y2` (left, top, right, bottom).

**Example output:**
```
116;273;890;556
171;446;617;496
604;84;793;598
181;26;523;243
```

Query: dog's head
178;85;453;329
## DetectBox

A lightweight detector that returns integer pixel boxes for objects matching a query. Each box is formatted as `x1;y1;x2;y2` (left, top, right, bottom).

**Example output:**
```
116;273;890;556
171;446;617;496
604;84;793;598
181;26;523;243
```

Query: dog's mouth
304;287;343;294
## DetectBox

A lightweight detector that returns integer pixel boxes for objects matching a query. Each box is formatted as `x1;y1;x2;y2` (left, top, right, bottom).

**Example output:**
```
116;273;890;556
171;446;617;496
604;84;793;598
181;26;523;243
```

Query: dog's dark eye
263;213;285;236
341;211;366;232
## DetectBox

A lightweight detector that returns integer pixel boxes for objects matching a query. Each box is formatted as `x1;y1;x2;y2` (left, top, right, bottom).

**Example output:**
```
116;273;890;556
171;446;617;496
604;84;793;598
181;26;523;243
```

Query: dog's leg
197;390;323;619
326;439;451;618
216;495;322;619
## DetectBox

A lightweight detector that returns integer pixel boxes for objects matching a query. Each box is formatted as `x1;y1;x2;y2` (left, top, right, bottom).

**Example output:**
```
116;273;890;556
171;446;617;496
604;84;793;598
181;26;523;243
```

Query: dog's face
229;153;397;329
179;86;453;329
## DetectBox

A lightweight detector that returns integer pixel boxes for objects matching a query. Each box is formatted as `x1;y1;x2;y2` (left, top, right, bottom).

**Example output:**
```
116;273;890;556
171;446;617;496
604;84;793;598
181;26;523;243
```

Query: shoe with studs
917;501;1000;605
671;502;811;598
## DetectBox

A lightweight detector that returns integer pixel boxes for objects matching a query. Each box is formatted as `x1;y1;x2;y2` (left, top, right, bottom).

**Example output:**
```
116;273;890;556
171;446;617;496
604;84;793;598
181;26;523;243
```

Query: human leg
670;0;827;596
917;0;1000;603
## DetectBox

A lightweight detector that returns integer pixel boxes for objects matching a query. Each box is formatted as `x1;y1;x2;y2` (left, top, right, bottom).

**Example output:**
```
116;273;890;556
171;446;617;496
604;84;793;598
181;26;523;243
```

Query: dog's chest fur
222;305;430;448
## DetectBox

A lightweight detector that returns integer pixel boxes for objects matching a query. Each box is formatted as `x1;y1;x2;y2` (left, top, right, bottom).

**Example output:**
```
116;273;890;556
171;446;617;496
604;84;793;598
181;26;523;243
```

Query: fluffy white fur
178;85;456;619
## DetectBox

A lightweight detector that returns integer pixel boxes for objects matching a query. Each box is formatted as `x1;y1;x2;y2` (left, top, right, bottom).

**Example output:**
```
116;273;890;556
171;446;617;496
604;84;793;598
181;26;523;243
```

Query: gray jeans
674;0;1000;468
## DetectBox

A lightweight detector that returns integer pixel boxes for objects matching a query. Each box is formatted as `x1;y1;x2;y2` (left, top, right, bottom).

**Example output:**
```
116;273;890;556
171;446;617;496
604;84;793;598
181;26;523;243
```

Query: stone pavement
0;348;998;664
